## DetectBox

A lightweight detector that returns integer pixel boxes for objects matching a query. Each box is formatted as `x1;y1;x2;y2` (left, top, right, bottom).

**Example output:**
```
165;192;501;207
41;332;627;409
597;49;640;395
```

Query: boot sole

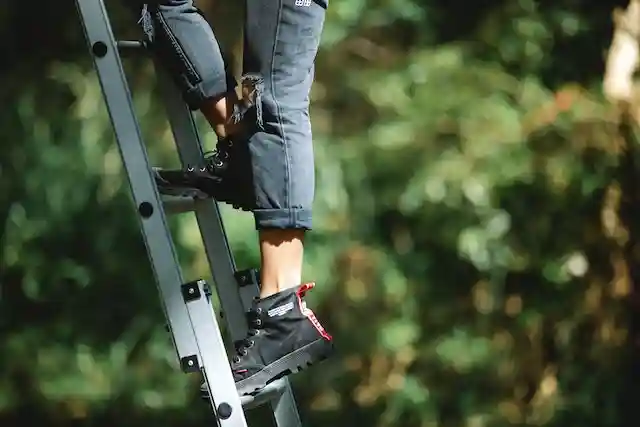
152;167;253;211
201;338;334;399
156;184;252;212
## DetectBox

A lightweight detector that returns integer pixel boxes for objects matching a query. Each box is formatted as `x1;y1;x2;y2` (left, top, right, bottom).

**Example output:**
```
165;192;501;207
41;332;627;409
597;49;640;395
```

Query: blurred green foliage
1;0;638;426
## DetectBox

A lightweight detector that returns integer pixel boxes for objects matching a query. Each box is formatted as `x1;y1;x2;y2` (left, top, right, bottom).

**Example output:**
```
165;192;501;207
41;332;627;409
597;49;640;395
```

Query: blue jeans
138;0;326;230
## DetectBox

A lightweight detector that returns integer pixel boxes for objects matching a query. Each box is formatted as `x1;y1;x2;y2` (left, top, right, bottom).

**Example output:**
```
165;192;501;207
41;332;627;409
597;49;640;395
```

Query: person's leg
134;1;240;134
133;1;257;205
245;0;324;297
147;0;325;292
224;0;334;397
258;229;305;297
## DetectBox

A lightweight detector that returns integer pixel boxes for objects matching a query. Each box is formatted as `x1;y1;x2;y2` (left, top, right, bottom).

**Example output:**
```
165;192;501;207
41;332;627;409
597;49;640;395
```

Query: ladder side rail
184;280;249;427
154;71;249;340
270;387;303;427
74;0;200;364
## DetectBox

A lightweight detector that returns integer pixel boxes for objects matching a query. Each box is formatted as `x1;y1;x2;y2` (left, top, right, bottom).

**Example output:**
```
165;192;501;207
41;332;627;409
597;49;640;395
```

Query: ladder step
240;379;287;410
116;40;146;50
162;195;196;214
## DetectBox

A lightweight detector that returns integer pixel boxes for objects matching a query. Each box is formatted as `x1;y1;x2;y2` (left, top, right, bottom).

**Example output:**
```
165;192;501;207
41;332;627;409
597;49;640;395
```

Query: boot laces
232;308;262;363
186;138;234;173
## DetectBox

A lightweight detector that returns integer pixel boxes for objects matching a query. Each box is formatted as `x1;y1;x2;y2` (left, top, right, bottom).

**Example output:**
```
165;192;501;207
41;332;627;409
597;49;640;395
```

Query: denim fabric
133;0;237;108
242;0;326;230
133;0;326;230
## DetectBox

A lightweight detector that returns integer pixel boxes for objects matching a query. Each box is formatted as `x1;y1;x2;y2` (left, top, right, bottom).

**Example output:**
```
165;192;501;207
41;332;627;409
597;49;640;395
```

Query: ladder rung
162;195;196;214
240;379;287;409
117;40;146;51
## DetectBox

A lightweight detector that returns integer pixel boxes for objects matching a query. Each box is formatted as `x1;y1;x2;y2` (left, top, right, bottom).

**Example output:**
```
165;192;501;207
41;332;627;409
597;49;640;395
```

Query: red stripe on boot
296;282;332;341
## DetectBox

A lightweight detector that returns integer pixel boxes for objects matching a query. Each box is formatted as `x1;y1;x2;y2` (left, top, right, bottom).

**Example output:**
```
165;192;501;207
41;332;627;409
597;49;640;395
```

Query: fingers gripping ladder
73;1;303;426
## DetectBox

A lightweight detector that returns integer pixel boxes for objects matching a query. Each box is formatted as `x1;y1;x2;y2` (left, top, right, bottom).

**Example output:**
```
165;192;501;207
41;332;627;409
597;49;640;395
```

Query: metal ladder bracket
235;268;261;288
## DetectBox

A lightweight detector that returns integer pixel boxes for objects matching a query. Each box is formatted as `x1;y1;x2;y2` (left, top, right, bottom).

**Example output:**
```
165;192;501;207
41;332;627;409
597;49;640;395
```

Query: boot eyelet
233;356;240;363
248;340;254;348
255;308;262;315
241;349;248;356
255;319;262;326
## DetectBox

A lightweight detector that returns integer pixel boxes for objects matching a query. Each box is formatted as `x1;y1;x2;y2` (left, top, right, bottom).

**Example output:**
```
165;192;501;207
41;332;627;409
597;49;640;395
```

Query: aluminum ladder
74;0;303;426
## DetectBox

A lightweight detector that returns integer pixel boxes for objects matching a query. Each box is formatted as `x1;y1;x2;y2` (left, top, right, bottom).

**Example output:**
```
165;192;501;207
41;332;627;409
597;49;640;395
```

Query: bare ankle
259;229;306;298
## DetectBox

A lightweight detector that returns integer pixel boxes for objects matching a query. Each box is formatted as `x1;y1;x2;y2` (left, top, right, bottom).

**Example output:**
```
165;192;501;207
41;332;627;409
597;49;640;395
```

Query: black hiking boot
153;75;264;210
200;283;334;399
153;136;254;210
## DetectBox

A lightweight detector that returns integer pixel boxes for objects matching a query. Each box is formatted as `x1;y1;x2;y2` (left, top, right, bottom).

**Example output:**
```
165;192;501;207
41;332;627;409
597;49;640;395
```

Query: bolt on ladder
73;0;303;426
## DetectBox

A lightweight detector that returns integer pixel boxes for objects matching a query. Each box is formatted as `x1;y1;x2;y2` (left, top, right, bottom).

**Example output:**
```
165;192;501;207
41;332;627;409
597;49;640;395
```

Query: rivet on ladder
138;201;154;218
92;41;108;57
217;403;233;420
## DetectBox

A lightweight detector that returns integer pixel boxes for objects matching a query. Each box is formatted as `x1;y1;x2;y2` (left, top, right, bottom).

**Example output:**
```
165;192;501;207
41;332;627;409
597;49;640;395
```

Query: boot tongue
253;286;313;322
254;287;295;306
255;282;317;305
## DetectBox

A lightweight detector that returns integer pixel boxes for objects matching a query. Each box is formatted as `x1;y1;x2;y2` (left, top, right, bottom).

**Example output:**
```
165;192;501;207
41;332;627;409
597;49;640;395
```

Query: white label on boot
267;301;294;317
